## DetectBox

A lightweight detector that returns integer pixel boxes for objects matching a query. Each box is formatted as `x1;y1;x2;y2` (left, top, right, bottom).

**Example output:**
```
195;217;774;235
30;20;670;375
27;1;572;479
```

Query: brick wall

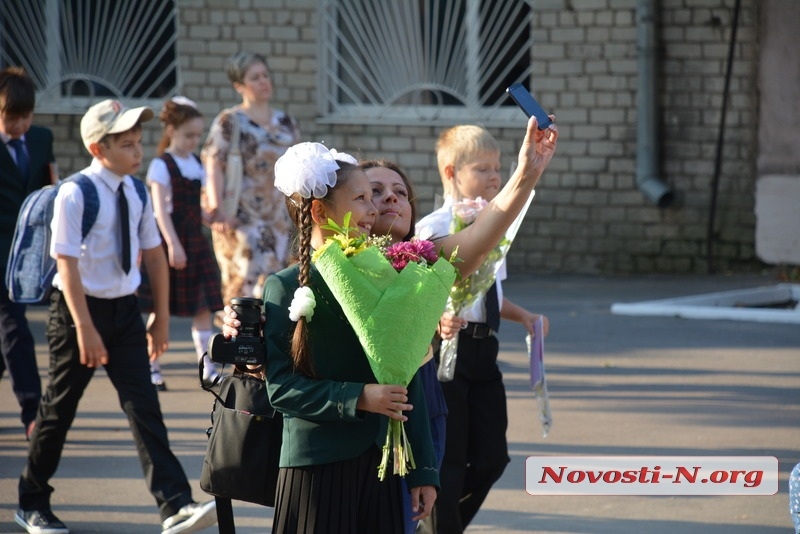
35;0;763;274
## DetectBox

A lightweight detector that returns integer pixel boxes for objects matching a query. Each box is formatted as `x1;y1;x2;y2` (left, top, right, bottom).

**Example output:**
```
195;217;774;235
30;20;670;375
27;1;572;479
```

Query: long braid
282;161;356;376
290;197;315;376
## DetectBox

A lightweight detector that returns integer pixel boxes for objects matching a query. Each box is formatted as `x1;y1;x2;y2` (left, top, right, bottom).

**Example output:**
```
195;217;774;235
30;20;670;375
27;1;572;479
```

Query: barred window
318;0;534;126
0;0;178;114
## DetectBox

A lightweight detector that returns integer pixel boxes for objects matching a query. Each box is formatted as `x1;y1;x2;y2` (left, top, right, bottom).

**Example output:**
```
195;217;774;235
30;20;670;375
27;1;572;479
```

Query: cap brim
107;106;154;134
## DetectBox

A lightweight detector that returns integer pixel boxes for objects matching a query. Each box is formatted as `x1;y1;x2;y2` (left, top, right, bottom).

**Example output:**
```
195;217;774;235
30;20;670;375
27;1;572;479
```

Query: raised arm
436;116;557;278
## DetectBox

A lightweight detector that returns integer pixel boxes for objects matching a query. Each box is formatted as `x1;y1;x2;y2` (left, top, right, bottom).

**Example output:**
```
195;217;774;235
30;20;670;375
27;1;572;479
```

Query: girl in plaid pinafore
139;97;223;389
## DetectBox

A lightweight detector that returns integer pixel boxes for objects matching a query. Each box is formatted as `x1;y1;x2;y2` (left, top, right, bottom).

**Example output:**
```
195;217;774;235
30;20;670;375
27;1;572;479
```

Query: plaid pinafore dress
139;153;223;316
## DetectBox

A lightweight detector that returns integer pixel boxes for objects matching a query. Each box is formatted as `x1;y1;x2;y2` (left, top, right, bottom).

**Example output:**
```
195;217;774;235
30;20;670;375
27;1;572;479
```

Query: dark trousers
428;333;509;534
18;290;193;521
0;274;41;427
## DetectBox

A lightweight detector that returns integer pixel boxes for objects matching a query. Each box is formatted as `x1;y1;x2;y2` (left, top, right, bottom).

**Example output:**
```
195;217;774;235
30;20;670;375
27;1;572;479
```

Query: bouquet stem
378;425;392;481
377;417;416;481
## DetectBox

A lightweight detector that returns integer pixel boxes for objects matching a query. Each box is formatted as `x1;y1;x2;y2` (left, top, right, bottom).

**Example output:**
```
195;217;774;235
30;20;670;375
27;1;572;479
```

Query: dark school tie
118;183;131;274
8;138;29;180
485;281;500;332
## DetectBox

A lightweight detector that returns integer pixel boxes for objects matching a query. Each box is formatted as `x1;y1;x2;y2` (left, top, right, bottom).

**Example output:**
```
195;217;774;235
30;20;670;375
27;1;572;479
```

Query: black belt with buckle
461;322;495;339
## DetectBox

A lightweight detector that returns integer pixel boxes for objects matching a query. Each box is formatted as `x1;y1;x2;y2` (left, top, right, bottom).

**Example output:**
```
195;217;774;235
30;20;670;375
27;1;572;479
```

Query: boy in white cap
16;99;217;534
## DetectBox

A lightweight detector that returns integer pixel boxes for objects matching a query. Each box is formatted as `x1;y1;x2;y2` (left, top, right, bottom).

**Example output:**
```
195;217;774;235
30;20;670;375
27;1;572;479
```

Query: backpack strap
130;177;148;209
66;173;148;240
128;177;148;233
68;173;100;241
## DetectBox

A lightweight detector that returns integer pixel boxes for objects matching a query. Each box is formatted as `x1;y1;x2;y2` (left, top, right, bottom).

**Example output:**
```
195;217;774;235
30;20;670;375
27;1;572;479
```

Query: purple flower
384;239;440;272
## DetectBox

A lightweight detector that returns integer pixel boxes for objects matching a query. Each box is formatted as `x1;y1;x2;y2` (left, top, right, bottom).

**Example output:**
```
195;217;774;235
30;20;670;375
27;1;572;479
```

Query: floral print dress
202;108;300;304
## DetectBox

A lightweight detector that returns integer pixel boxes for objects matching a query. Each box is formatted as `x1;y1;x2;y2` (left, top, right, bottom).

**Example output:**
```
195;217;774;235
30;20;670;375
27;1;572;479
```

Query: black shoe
161;501;217;534
151;371;168;391
14;509;69;533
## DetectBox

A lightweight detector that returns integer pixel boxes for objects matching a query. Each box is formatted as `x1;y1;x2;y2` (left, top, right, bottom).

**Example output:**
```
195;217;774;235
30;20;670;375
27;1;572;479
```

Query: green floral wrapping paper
313;242;457;479
314;244;456;385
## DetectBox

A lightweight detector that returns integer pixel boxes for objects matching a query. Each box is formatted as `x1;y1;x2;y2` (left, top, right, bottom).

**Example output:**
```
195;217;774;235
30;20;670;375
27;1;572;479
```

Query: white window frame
318;0;535;127
0;0;179;115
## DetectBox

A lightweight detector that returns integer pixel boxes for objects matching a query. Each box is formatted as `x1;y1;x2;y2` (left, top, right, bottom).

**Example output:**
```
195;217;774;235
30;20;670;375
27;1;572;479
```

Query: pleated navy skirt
272;445;404;534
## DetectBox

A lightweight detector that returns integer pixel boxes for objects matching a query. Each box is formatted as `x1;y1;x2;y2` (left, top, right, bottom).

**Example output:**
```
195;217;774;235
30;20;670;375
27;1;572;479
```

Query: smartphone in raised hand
506;83;553;130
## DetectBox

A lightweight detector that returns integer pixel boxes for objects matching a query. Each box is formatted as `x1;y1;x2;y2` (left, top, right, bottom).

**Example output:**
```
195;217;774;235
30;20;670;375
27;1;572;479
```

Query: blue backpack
6;172;147;304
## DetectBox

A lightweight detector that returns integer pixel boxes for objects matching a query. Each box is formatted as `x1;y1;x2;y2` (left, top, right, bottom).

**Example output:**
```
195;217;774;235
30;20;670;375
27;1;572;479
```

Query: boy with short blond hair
16;99;216;534
417;124;550;534
435;124;501;198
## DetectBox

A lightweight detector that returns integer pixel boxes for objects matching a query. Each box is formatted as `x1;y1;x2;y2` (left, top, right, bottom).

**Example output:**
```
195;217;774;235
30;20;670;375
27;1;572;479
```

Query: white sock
192;328;217;379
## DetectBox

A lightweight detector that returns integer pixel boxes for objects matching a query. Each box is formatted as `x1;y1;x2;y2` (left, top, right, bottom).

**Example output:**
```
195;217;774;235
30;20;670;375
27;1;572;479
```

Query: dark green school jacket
263;264;439;490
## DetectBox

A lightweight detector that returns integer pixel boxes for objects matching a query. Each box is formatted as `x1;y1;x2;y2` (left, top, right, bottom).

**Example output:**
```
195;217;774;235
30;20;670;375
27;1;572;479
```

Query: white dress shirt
50;159;162;298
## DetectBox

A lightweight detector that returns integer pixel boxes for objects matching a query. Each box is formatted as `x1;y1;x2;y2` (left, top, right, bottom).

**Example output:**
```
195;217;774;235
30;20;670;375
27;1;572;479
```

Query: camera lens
231;297;263;338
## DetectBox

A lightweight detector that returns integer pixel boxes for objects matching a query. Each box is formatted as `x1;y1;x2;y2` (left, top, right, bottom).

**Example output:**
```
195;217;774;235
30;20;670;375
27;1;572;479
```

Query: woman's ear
232;81;245;97
310;199;328;225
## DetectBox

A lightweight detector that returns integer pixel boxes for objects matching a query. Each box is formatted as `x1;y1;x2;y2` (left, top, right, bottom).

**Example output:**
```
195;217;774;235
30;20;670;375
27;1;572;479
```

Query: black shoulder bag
199;368;283;507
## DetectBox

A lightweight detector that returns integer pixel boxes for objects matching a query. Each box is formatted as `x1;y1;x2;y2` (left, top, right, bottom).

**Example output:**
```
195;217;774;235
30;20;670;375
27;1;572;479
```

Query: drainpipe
636;0;674;208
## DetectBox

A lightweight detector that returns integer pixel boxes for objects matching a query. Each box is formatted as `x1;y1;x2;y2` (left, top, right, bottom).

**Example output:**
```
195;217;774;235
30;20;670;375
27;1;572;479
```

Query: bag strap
67;173;99;240
200;354;226;404
228;108;240;155
130;177;148;208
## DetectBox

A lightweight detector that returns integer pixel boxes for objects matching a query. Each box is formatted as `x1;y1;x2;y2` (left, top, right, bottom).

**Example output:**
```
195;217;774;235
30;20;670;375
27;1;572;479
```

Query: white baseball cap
80;99;154;152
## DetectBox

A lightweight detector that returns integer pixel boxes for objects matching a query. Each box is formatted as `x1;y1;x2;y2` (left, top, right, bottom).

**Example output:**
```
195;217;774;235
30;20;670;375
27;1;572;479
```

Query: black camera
208;297;266;367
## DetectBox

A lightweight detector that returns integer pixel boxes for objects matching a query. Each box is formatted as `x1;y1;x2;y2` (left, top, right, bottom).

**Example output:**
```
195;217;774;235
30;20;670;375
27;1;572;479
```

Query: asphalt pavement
1;273;798;533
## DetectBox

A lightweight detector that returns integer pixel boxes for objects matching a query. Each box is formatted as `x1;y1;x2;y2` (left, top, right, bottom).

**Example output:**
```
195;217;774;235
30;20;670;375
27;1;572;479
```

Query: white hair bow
274;142;340;198
170;95;198;109
329;148;358;165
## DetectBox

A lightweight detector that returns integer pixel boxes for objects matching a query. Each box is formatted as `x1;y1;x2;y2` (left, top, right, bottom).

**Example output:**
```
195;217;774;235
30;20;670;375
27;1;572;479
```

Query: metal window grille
318;0;534;126
0;0;178;114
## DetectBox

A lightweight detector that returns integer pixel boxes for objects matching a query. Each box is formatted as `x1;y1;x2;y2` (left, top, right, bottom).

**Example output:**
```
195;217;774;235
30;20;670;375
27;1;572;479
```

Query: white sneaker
161;501;217;534
14;509;69;534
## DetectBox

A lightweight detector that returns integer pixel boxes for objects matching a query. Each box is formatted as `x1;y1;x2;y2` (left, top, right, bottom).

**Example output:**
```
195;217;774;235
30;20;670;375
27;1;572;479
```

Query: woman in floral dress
202;51;301;304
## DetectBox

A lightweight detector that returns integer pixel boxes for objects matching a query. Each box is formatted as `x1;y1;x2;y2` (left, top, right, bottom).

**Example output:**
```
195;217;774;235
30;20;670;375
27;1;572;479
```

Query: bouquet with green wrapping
311;215;457;479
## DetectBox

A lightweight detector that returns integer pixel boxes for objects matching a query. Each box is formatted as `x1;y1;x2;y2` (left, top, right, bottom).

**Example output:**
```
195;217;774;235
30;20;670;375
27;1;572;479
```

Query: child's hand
357;384;412;421
76;324;108;368
437;312;466;340
520;312;550;338
410;485;437;521
168;243;187;270
146;313;169;361
516;115;558;188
